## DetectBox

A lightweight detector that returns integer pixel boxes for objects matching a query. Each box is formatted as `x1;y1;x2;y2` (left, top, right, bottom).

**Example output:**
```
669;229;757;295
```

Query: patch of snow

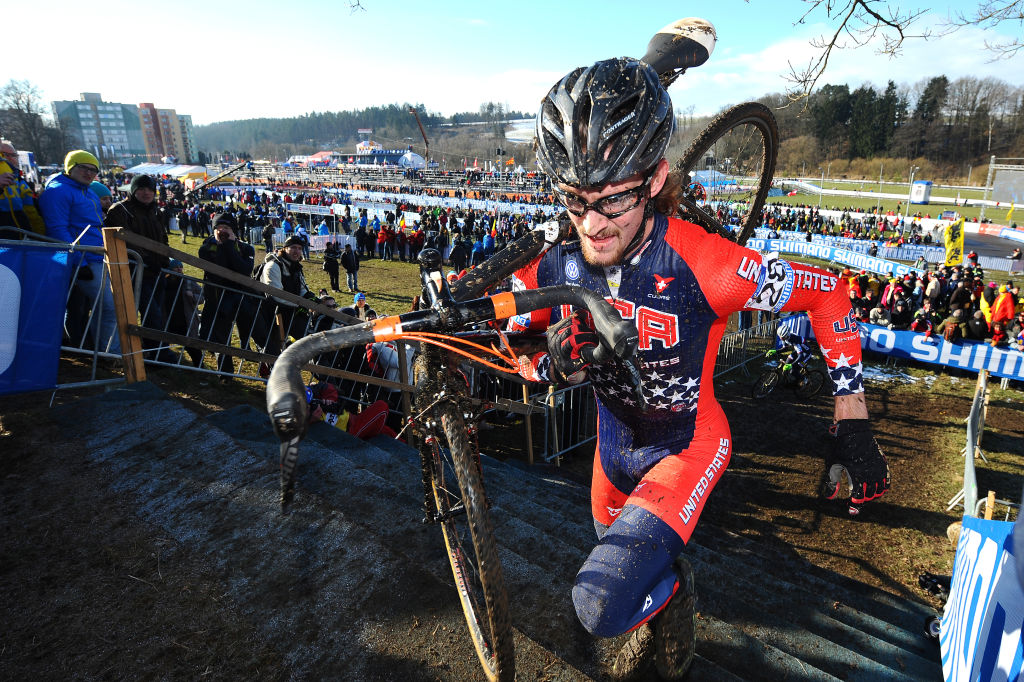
861;364;921;385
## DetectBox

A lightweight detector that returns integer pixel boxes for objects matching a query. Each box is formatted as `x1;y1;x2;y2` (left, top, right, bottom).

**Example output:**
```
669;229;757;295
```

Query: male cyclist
768;317;813;379
511;58;890;680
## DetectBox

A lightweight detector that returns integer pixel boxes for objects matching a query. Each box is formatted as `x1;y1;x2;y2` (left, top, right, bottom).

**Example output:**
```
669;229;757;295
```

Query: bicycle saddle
642;17;717;84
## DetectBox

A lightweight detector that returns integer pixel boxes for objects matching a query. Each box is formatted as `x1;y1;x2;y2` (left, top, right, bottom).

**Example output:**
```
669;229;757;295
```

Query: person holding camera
198;212;259;374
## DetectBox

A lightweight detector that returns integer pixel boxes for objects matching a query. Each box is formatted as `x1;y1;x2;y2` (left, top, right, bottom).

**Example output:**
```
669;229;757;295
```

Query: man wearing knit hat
105;174;175;363
39;150;121;355
198;211;271;375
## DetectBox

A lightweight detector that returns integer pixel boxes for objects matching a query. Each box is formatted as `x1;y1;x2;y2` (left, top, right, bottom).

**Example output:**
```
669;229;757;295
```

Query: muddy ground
1;361;1021;680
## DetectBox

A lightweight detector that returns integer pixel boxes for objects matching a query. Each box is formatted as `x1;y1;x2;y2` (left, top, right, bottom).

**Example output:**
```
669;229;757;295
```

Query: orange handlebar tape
491;291;517;320
371;316;403;340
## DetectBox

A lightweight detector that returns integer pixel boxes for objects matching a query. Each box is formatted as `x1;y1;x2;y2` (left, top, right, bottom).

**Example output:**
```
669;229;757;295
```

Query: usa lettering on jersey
599;296;680;352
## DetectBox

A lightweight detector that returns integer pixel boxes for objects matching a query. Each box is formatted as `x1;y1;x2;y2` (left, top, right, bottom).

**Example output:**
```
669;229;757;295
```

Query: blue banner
746;239;915;278
857;323;1024;381
941;515;1023;681
0;246;72;395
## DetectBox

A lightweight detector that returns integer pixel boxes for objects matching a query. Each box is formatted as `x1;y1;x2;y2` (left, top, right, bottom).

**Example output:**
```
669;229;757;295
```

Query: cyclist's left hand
823;419;891;515
546;312;598;385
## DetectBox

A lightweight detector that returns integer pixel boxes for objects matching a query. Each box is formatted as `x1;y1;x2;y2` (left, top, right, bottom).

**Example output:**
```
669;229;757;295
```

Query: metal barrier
713;318;780;379
947;371;989;515
104;228;413;423
98;229;792;467
1;230;144;396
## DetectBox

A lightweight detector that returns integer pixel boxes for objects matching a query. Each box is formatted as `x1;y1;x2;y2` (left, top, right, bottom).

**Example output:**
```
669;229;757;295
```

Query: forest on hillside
193;101;527;166
194;74;1024;183
762;74;1024;183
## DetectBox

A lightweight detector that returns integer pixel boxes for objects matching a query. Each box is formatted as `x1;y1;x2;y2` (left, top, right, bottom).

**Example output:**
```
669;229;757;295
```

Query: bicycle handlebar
266;284;637;510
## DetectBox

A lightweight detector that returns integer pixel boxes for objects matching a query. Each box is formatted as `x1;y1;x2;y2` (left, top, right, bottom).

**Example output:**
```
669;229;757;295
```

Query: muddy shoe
654;557;696;680
611;623;654;681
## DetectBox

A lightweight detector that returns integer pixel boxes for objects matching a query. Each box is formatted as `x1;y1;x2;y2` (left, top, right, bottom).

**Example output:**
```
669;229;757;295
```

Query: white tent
122;162;208;177
398;152;426;170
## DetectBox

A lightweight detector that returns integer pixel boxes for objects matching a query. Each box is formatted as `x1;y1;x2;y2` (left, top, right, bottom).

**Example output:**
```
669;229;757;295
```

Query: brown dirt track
1;361;1021;680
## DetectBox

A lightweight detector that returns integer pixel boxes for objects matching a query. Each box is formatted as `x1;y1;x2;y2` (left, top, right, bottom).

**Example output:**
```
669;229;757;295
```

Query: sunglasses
554;174;653;219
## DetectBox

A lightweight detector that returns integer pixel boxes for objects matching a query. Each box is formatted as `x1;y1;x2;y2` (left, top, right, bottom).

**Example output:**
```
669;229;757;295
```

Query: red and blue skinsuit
511;214;864;637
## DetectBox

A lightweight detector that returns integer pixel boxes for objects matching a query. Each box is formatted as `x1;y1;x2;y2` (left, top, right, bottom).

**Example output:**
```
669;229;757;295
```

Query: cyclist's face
563;159;667;267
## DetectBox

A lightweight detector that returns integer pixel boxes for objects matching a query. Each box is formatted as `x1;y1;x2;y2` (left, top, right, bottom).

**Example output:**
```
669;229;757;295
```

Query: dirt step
691;523;936;631
228;406;938;680
214;411;793;679
50;385;592;680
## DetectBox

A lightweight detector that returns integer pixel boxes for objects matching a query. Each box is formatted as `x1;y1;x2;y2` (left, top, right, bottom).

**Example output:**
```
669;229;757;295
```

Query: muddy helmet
536;57;674;188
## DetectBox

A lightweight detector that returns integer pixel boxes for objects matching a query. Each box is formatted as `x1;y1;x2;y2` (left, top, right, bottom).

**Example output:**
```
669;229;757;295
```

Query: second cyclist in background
768;317;813;381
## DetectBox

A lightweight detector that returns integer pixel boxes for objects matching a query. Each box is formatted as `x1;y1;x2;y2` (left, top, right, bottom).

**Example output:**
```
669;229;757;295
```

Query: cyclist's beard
577;216;645;267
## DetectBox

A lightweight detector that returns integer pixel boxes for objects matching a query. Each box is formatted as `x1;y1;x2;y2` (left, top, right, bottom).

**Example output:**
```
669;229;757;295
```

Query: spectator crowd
6;146;1024;388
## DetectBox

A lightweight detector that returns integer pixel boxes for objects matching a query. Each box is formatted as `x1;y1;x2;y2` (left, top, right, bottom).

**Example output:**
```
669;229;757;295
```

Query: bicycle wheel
429;400;514;681
676;102;779;246
751;369;780;399
794;369;825;399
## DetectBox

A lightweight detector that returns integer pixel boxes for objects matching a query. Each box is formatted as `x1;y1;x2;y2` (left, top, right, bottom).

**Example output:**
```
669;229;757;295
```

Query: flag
1007;203;1015;223
786;190;798;196
0;245;73;395
944;216;965;267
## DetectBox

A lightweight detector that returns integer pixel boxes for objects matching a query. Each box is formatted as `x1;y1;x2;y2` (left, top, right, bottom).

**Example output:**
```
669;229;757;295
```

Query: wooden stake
523;384;534;466
102;228;146;383
985;490;996;520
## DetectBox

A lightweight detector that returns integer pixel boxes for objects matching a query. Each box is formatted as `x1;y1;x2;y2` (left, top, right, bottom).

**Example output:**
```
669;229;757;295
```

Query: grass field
773;182;1017;224
802;178;991;200
767;192;1013;223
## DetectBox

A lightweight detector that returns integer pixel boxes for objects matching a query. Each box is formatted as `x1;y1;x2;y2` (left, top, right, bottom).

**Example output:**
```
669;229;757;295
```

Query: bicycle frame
266;228;640;510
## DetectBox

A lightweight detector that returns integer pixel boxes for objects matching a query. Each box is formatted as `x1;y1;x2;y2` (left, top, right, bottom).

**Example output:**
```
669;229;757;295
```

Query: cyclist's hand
766;349;777;357
546;313;598;385
823;419;891;515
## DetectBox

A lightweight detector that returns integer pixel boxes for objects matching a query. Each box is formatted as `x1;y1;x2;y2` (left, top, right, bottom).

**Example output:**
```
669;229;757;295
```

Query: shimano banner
857;323;1024;381
0;245;73;395
941;515;1024;681
803;322;1024;381
745;239;915;278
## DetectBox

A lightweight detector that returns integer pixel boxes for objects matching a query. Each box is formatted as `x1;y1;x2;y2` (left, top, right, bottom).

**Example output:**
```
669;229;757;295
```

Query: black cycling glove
823;419;891;515
546;313;598;385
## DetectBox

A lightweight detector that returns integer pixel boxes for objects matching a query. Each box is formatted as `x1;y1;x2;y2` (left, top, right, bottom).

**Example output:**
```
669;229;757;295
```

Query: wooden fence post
102;228;146;383
523;384;534;466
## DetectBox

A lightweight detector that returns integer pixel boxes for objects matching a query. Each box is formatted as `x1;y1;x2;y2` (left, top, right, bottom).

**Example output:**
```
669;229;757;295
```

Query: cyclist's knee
572;509;682;637
572;569;634;637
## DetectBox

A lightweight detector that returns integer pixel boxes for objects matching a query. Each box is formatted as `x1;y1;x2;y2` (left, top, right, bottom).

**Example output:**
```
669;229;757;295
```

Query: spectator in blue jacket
39;150;121;355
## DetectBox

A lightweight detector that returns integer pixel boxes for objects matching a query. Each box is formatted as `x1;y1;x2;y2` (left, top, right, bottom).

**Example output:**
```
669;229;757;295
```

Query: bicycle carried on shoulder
266;16;780;682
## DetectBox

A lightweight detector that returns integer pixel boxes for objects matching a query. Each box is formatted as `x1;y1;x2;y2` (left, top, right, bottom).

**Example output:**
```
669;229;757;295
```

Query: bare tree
948;1;1024;57
0;79;53;158
780;1;929;103
780;0;1024;103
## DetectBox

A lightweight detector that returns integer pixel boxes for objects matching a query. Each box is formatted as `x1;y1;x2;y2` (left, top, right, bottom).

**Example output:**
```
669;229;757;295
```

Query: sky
7;0;1024;127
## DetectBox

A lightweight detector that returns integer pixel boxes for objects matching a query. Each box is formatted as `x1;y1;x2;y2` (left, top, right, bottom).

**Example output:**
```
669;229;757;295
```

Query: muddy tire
430;401;514;681
794;369;826;399
752;369;780;399
676;102;779;246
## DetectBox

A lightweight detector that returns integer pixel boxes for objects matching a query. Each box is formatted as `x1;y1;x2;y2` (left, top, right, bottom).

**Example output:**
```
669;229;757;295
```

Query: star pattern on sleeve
828;361;864;395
